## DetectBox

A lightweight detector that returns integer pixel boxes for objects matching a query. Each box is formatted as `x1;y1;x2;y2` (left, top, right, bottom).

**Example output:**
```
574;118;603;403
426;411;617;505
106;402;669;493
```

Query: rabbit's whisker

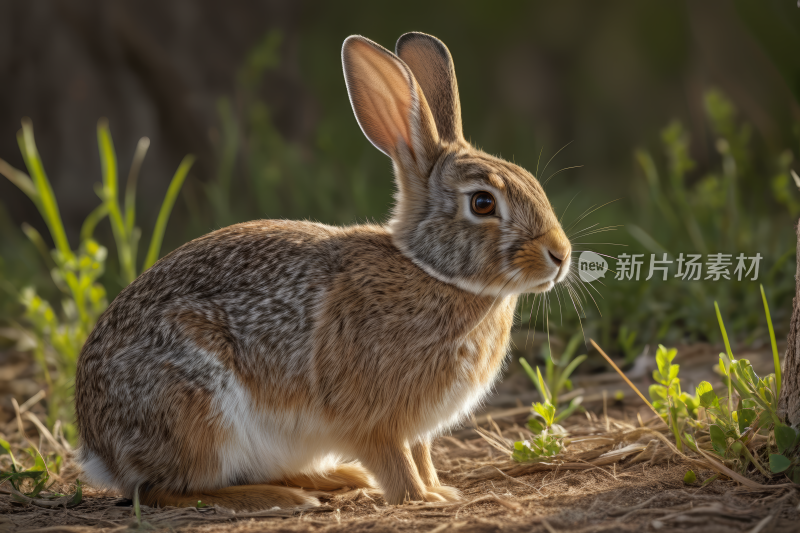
570;242;627;246
553;281;565;325
563;279;586;317
535;146;544;179
571;273;603;316
570;250;621;261
565;198;621;233
539;140;573;180
568;224;622;239
569;227;622;239
526;292;544;349
567;222;599;238
563;282;588;347
558;192;581;226
543;165;583;188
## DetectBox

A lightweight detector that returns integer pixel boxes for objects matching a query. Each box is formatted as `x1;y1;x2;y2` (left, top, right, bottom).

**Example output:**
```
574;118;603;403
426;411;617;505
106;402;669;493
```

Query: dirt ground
2;341;799;532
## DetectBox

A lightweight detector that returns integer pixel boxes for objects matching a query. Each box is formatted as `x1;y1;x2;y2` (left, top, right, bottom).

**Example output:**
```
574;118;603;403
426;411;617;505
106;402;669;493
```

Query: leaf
790;466;800;485
519;357;538;387
17;120;73;260
697;381;718;408
559;334;583;367
731;440;745;457
655;345;672;378
556;354;587;394
709;424;727;456
760;285;781;396
680;391;700;413
0;438;16;467
536;367;552;403
26;477;47;498
667;364;680;384
683;432;698;451
774;423;799;455
554;396;584;423
683;470;697;484
527;418;544;434
769;454;792;473
701;473;720;487
737;408;756;434
533;401;556;427
649;383;667;402
142;154;195;272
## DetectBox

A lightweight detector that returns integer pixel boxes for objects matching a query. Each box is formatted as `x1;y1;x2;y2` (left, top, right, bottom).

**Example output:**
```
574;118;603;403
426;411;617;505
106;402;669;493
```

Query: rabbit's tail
282;462;374;491
139;484;320;511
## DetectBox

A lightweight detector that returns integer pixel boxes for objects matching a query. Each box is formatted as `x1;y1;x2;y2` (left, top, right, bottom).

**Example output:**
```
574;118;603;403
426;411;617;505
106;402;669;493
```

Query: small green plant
0;119;193;438
0;438;82;507
514;337;587;462
644;285;800;483
519;334;586;422
647;344;703;453
512;368;567;462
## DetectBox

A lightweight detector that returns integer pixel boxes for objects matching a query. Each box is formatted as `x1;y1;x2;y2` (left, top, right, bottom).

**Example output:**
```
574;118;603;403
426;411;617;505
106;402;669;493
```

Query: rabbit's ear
395;32;463;144
342;35;439;167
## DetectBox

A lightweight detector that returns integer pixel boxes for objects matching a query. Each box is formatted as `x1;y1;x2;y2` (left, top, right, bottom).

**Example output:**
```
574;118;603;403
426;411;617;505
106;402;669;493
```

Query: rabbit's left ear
342;35;440;177
396;32;463;144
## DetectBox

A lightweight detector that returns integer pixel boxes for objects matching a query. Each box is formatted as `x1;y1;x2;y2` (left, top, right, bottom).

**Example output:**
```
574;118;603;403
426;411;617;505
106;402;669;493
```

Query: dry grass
2;407;799;533
2;342;799;532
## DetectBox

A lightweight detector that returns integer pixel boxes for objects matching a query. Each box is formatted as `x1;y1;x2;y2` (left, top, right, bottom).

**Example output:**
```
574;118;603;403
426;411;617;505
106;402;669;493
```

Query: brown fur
282;463;373;491
75;33;571;510
140;484;319;511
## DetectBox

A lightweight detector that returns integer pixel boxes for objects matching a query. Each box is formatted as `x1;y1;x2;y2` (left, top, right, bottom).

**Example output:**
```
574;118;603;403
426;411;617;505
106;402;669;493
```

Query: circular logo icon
578;251;608;282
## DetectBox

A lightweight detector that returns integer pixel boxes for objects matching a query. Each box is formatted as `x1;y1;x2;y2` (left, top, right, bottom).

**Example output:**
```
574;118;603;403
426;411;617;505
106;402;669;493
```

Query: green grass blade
760;285;781;396
21;223;57;272
132;482;141;525
97;120;135;283
142;155;195;271
559;334;582;367
0;158;38;201
17;120;72;260
555;354;587;395
80;204;109;243
519;357;537;383
714;301;733;361
124;137;150;235
715;302;735;421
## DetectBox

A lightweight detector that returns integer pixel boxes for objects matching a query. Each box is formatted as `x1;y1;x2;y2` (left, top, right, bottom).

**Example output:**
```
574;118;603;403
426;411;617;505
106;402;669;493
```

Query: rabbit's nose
541;227;571;270
548;250;564;266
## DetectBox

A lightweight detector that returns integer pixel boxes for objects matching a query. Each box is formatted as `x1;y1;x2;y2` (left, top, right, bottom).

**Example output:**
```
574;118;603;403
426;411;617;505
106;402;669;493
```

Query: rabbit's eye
471;191;496;216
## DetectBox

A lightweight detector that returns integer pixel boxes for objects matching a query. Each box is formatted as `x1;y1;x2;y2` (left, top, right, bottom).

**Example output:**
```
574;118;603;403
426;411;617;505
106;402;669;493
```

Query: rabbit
74;31;572;511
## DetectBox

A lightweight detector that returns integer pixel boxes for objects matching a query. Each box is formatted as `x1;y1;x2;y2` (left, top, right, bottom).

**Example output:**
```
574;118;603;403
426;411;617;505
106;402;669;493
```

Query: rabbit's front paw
425;485;461;502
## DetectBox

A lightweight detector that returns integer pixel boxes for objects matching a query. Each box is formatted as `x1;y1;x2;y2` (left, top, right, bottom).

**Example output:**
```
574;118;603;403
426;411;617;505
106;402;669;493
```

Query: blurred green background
2;0;800;357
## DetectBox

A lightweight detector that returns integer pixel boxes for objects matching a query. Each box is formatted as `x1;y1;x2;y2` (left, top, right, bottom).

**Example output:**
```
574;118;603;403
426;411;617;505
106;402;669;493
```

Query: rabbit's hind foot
282;462;374;491
425;485;461;502
140;484;320;511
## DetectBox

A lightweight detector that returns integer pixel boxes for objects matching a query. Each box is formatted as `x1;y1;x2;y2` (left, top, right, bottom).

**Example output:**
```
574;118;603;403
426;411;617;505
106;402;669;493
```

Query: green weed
645;285;800;483
515;336;586;461
0;437;82;507
519;334;586;423
0;119;193;438
512;366;567;462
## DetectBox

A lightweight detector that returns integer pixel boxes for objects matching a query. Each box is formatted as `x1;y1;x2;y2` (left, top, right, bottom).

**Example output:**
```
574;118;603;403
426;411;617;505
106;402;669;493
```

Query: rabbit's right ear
342;35;440;174
395;32;463;144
